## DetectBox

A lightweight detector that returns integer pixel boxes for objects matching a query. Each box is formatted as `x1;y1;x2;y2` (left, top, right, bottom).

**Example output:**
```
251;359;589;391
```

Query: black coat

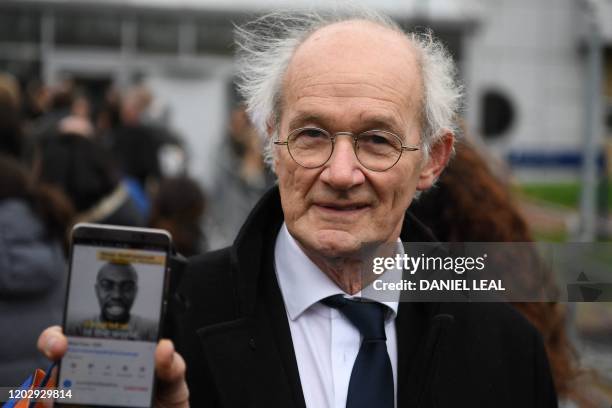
173;187;558;408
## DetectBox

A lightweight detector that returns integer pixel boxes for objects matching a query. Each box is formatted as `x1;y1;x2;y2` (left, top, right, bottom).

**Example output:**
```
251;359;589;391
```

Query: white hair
234;9;463;169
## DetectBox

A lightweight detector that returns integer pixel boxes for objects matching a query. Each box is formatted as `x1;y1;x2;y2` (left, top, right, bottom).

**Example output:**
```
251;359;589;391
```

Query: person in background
409;140;600;407
56;92;95;138
206;102;275;248
0;155;73;386
149;176;207;257
0;73;25;160
108;85;185;193
94;86;121;137
29;79;76;143
34;132;146;227
21;79;51;123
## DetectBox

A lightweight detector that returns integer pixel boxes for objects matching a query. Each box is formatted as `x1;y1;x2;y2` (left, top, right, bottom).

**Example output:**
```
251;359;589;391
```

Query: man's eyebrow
357;114;404;134
288;112;404;134
288;113;327;130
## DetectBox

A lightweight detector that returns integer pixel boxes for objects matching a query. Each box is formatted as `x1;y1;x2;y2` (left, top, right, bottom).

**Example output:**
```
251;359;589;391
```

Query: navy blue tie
322;295;394;408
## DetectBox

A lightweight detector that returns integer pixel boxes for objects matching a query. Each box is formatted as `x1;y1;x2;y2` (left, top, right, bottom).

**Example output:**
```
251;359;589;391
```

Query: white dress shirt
274;223;399;408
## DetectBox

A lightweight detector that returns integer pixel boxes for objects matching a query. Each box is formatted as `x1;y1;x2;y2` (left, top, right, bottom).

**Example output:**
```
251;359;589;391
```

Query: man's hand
37;326;189;408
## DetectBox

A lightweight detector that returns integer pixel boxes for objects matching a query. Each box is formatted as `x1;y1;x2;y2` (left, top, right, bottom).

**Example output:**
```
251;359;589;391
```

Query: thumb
154;339;189;408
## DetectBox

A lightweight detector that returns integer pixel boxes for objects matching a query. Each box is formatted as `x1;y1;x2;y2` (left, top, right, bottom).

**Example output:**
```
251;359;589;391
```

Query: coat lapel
196;318;251;407
395;302;429;408
197;187;306;408
196;303;305;408
396;211;456;408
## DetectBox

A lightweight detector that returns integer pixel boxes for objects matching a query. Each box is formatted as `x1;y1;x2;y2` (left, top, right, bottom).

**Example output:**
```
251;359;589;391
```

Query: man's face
274;21;452;258
95;263;137;323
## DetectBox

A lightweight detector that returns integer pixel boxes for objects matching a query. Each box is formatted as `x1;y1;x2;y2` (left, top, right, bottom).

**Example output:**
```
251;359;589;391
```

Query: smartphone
56;223;172;408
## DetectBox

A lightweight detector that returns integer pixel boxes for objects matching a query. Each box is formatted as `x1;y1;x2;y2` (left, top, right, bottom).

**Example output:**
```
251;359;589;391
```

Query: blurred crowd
0;71;272;385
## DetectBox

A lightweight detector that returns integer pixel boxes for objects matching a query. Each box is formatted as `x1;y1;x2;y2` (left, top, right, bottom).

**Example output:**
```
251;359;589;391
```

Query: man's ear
416;130;454;191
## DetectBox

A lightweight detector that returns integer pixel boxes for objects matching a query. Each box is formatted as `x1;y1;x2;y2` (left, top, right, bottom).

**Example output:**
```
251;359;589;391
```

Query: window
0;10;40;43
196;18;234;55
137;17;178;54
55;12;121;48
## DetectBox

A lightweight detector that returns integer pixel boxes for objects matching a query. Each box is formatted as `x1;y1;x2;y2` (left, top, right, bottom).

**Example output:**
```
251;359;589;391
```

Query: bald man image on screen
67;262;157;342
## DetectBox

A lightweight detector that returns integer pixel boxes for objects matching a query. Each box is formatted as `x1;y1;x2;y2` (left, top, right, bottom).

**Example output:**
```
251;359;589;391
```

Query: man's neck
296;241;399;295
304;252;363;295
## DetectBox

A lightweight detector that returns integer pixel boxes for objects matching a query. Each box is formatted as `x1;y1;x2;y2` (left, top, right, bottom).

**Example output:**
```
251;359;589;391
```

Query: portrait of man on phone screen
66;262;158;341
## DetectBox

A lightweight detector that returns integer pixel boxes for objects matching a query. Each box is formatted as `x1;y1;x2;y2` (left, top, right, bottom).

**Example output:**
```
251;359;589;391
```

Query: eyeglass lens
287;128;404;171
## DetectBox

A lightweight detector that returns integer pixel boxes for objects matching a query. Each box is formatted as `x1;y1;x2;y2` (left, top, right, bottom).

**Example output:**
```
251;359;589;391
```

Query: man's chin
102;307;129;323
312;229;364;257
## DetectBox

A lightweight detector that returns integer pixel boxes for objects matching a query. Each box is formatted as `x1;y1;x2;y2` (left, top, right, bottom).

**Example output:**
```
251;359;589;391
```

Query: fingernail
45;337;57;356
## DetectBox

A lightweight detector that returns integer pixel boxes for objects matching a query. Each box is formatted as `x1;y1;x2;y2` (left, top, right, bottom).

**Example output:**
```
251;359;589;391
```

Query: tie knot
322;295;387;341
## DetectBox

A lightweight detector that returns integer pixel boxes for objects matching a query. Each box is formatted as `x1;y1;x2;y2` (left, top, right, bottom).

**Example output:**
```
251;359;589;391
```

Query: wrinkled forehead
97;264;137;282
299;19;416;56
282;20;423;113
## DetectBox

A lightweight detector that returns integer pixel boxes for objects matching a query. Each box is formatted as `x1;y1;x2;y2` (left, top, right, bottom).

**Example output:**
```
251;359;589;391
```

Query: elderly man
40;10;556;408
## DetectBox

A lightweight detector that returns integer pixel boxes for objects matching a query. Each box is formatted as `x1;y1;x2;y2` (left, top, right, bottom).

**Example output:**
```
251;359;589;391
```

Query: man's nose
319;135;365;190
110;285;121;298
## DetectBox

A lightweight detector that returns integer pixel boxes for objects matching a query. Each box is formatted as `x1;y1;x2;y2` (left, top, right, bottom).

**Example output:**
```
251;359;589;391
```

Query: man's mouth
104;302;126;318
314;202;370;212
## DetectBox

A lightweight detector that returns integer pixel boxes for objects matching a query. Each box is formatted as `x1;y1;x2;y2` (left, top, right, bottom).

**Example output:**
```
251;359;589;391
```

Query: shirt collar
274;223;399;321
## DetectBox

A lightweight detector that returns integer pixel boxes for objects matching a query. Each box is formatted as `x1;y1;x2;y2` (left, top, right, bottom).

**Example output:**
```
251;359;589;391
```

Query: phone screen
57;233;169;408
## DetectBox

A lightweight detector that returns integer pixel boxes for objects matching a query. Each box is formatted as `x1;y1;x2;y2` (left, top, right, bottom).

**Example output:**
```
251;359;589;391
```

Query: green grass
515;182;612;242
532;229;569;243
516;181;612;210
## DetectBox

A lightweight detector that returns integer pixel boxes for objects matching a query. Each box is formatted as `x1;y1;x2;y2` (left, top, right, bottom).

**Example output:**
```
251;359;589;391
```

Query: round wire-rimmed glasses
274;127;420;172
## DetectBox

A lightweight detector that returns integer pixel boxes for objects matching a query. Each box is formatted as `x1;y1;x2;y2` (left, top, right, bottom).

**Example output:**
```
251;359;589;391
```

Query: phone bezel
56;223;172;408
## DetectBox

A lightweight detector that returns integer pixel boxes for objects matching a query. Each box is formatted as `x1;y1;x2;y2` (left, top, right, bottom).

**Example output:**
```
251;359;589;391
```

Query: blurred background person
0;73;25;161
29;79;76;143
21;79;51;124
56;92;95;137
34;132;146;227
106;85;186;200
94;87;122;139
205;101;274;249
0;155;74;386
149;176;208;257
